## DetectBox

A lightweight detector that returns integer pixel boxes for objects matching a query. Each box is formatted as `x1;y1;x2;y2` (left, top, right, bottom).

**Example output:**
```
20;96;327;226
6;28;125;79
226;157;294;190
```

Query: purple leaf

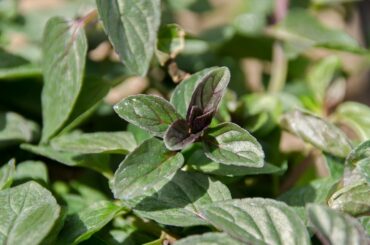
164;119;202;151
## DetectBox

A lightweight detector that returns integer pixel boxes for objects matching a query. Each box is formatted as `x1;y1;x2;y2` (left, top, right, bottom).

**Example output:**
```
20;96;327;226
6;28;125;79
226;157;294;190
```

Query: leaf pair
114;67;230;151
164;67;230;151
114;67;264;167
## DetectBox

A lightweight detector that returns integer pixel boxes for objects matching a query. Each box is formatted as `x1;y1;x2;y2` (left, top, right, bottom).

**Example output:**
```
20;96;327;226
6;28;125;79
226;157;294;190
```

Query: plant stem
268;41;288;93
268;0;289;93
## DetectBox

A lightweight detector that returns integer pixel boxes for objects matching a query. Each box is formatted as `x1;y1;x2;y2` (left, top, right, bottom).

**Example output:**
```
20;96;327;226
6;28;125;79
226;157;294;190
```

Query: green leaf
307;56;341;104
175;233;242;245
51;131;137;154
307;204;369;245
200;198;310;245
96;0;161;76
0;49;41;80
58;77;111;136
14;161;48;185
0;181;61;245
203;122;264;167
132;171;231;227
232;0;273;36
112;137;184;201
281;109;352;158
170;67;214;118
0;64;42;80
311;0;361;6
359;216;370;235
41;17;87;142
324;154;345;180
0;0;18;20
20;144;112;177
344;140;370;184
127;123;152;145
328;180;370;217
0;112;39;147
57;201;122;245
274;9;366;57
334;102;370;141
156;24;185;64
237;93;282;136
0;159;15;190
279;177;338;207
187;149;285;177
114;95;181;137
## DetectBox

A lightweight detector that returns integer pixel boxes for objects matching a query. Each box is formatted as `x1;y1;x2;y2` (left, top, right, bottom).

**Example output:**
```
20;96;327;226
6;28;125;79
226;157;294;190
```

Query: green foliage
0;0;369;244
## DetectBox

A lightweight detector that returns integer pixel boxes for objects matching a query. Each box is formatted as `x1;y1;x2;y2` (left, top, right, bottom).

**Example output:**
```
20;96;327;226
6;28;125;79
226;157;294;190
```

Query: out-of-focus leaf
0;159;15;190
175;233;241;245
233;0;273;36
328;180;370;217
170;67;214;118
0;0;18;20
311;0;361;6
0;49;42;79
114;95;181;137
0;181;60;245
57;201;123;245
237;94;282;136
112;138;184;201
279;177;338;207
200;198;310;245
344;140;370;184
156;24;185;64
166;0;212;12
51;131;137;154
334;102;370;141
0;64;42;80
359;216;370;235
131;171;231;227
13;161;48;185
324;154;345;180
307;204;369;245
203;122;264;167
20;144;112;177
307;56;341;104
281;109;352;158
274;10;366;57
41;17;87;142
96;0;161;76
0;112;39;147
187;149;286;176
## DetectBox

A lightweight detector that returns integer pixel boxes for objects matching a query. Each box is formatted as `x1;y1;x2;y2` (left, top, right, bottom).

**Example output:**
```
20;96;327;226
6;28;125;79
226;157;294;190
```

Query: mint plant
0;0;369;244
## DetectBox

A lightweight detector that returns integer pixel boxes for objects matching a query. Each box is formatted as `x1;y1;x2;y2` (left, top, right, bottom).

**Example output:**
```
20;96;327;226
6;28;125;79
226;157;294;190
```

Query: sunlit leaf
200;198;310;245
307;204;369;245
41;17;87;142
114;95;181;137
281;109;352;158
96;0;161;76
0;181;60;245
203;122;264;167
112;138;184;200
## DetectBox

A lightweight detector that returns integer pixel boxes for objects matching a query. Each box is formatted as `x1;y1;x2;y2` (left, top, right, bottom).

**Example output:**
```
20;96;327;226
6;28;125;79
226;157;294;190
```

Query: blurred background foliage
0;1;370;241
